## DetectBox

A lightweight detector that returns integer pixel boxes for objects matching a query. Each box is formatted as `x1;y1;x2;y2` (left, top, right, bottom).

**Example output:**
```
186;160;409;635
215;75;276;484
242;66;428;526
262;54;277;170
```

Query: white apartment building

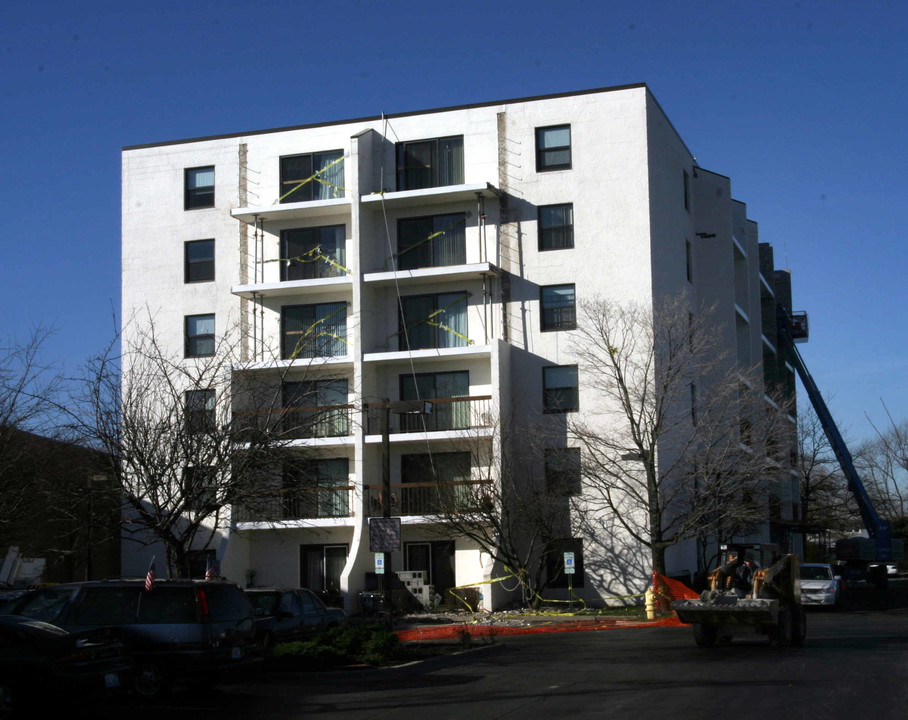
121;84;801;610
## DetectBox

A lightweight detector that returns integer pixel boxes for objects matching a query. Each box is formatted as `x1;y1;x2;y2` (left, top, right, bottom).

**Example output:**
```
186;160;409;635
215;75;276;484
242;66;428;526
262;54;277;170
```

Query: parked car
0;615;133;716
1;579;260;699
245;588;346;648
800;563;845;608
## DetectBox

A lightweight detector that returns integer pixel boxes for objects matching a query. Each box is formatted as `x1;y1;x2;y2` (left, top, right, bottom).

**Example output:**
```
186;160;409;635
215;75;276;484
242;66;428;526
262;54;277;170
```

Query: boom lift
777;309;902;578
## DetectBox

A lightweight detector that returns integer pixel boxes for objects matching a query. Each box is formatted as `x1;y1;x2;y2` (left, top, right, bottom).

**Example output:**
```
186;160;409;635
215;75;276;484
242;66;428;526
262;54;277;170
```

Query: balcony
235;485;353;523
233;404;354;442
364;396;493;436
232;197;352;225
361;182;499;211
364;480;492;517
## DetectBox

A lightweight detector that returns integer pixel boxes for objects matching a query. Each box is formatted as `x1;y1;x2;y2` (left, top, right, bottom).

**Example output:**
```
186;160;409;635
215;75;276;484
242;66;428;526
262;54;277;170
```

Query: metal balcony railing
364;396;493;435
232;404;354;440
364;480;492;517
235;486;354;522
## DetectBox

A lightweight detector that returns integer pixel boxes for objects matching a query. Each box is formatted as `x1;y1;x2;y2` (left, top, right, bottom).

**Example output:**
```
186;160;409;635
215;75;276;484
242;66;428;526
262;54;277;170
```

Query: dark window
683;169;691;211
281;379;349;438
299;545;347;598
185;314;215;357
185;166;214;209
540;284;576;331
185;239;215;283
283;458;350;519
538;204;574;250
280;225;346;281
400;371;469;432
545;448;581;495
686;239;693;283
401;452;471;514
185;389;215;433
546;538;584;588
279;151;345;203
399;292;468;350
396;213;466;270
536;125;571;171
396;136;464;190
281;302;347;359
543;365;579;413
183;467;217;511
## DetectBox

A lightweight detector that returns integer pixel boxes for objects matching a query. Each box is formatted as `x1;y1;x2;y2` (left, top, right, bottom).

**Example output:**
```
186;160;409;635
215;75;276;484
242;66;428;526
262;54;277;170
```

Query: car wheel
133;662;171;699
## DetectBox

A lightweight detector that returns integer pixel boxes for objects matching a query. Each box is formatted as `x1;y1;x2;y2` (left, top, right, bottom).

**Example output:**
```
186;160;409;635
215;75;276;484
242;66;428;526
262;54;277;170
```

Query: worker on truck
733;556;756;597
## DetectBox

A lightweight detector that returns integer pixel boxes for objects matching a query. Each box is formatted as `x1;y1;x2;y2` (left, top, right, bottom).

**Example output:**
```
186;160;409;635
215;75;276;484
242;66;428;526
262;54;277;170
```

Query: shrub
271;623;399;667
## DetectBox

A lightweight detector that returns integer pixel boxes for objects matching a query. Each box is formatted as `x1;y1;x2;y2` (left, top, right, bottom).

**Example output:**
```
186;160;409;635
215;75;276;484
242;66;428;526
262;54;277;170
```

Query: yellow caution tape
387;215;468;265
275;155;347;204
267;245;351;275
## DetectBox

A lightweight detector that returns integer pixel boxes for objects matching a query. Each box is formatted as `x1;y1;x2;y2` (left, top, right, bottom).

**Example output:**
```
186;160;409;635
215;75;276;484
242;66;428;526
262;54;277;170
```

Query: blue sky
2;0;906;443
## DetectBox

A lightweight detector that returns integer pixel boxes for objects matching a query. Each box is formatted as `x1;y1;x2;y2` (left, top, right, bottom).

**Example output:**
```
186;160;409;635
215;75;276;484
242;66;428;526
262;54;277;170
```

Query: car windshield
801;566;833;580
247;592;281;616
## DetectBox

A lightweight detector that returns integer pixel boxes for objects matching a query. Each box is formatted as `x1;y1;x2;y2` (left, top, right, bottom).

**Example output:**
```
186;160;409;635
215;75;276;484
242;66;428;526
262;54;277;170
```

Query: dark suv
2;579;260;698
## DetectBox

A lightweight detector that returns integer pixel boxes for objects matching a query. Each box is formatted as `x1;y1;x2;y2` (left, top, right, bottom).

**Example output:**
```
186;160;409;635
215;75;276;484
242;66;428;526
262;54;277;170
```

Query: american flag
205;556;216;581
145;557;156;591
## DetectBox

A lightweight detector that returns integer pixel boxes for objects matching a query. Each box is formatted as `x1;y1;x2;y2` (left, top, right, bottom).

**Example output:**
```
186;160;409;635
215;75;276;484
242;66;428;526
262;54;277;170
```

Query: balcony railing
365;396;492;435
233;404;354;440
235;486;353;522
365;480;492;517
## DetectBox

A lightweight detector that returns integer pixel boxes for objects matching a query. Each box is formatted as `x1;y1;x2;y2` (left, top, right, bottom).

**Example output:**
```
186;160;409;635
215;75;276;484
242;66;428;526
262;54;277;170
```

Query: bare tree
70;315;344;578
567;294;790;575
859;406;908;537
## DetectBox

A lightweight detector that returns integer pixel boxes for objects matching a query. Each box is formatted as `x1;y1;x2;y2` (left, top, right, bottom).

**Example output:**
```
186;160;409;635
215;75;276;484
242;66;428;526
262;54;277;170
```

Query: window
401;452;471;514
185;389;215;433
545;448;581;496
683;169;691;212
281;302;347;359
546;538;584;588
396;136;464;190
400;371;469;432
399;292;468;350
279;151;345;203
396;213;466;270
280;225;346;281
182;467;217;511
185;239;215;283
536;125;571;171
543;365;579;413
281;379;349;438
283;458;350;519
299;545;348;599
185;166;214;209
540;284;576;331
538;204;574;251
185;314;215;357
685;239;693;283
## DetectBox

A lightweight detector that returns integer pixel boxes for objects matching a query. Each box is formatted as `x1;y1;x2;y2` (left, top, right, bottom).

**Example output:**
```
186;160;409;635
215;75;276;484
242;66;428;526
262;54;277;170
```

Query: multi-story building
121;84;802;610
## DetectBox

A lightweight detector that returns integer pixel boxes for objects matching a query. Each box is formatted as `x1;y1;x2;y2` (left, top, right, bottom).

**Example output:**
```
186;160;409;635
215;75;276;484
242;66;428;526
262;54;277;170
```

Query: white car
800;563;845;608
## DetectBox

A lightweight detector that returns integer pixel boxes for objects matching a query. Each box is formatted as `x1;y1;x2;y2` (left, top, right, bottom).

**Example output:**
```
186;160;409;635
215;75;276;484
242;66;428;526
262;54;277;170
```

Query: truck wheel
693;623;718;647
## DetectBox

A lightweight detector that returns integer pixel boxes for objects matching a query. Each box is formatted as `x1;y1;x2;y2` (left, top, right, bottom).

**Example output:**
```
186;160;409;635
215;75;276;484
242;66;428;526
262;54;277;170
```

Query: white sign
564;551;575;574
375;553;385;574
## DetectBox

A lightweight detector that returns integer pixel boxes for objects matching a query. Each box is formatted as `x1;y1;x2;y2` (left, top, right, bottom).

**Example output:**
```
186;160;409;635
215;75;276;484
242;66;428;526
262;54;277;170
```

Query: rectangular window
283;458;350;519
540;284;576;331
545;448;581;496
300;545;348;599
683;169;691;212
538;204;574;251
543;365;579;413
400;371;469;432
185;166;214;209
281;302;347;359
401;451;471;514
686;239;693;283
279;150;345;203
281;379;349;438
399;292;468;351
185;389;215;433
185;239;215;283
396;213;466;270
280;225;346;281
396;136;464;190
185;314;215;357
182;466;217;511
536;125;571;171
546;538;584;588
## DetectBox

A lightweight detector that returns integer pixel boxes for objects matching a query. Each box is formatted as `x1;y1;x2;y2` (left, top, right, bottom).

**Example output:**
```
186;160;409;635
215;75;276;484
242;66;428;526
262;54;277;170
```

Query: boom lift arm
777;308;893;561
